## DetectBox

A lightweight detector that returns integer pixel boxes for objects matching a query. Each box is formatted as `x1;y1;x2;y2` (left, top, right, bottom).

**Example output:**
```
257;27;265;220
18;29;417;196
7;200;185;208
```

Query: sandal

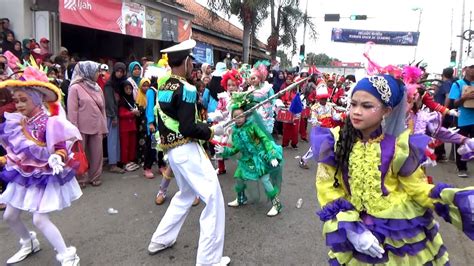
79;182;87;189
90;180;102;187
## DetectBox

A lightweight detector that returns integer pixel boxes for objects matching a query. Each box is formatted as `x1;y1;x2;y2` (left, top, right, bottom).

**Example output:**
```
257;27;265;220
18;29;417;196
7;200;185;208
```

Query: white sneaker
7;231;41;264
196;256;231;266
220;256;231;265
267;205;280;216
227;198;247;207
56;247;80;266
148;240;176;255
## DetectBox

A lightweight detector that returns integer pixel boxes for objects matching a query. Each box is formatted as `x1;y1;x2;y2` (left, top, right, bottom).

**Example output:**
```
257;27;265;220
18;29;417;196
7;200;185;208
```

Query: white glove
346;229;385;258
211;124;225;136
448;109;459;117
48;154;65;175
214;144;224;154
309;118;320;127
270;159;279;167
208;111;224;122
448;127;460;134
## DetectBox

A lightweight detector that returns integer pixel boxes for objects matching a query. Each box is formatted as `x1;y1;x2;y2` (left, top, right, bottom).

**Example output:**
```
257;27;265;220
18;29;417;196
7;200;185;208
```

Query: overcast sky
196;0;474;73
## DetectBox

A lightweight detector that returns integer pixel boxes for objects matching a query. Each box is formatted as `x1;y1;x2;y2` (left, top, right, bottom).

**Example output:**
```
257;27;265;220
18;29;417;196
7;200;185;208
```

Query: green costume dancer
216;93;284;217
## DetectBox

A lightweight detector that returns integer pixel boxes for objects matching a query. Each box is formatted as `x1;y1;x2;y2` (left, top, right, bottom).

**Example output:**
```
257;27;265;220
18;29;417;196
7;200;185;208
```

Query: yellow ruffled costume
313;126;474;265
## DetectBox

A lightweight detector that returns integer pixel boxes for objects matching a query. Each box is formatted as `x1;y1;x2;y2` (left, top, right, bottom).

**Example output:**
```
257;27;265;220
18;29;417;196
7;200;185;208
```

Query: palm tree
268;0;317;61
207;0;269;64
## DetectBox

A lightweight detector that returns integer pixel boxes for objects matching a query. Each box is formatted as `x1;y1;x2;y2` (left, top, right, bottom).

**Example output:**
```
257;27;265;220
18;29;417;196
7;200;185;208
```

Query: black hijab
118;80;136;110
208;76;224;101
106;62;127;92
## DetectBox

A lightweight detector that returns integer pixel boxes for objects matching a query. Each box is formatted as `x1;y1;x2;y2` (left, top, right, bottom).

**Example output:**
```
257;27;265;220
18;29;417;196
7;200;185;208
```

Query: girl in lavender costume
0;66;82;266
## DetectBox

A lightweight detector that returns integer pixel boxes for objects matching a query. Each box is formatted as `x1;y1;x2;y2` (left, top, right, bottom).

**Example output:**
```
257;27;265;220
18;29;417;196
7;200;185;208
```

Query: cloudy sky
197;0;474;74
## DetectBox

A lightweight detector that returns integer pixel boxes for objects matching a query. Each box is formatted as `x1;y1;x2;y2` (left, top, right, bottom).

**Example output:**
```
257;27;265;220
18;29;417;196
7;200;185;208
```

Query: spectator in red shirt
118;80;140;171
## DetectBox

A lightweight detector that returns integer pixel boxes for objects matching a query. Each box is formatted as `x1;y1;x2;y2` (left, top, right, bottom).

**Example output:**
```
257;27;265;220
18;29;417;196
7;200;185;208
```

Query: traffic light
450;50;457;62
324;14;340;22
350;15;367;20
299;44;305;61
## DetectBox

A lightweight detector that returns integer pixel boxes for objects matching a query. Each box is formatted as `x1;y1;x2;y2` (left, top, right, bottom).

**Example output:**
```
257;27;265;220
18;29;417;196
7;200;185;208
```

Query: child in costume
312;74;474;265
209;69;243;175
215;95;284;217
299;82;343;169
0;66;82;265
248;60;275;134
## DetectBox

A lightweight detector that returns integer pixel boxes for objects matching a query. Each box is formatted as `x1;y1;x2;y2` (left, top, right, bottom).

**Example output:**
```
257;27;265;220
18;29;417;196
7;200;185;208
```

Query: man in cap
147;39;229;265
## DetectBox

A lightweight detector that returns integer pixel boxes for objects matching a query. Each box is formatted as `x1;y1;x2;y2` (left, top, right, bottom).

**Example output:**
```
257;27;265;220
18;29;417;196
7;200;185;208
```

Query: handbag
71;141;89;176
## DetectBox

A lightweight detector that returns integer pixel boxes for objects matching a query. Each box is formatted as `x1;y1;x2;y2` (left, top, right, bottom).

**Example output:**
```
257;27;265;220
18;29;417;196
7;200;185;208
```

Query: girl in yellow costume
311;74;474;265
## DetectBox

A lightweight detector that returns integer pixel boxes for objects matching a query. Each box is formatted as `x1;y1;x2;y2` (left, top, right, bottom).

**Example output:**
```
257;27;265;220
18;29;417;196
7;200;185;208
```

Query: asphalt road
1;141;474;265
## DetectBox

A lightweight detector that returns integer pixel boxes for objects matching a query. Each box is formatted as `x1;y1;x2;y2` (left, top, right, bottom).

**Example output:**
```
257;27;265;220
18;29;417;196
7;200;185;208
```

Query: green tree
276;50;291;69
207;0;269;64
306;52;339;66
268;0;317;60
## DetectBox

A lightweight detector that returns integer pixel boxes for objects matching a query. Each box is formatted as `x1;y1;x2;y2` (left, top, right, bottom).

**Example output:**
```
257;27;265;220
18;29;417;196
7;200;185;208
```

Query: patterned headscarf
70;61;101;91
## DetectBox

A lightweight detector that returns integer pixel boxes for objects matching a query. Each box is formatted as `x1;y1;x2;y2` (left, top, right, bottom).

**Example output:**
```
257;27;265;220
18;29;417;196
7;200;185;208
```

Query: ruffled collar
356;127;383;143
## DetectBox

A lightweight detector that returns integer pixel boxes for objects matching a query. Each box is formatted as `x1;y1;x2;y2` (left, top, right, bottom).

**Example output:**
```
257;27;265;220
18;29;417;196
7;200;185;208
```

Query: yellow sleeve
315;162;347;207
398;167;435;209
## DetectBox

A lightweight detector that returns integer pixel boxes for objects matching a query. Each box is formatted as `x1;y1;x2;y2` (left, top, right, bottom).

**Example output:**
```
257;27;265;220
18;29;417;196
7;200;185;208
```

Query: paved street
1;141;474;265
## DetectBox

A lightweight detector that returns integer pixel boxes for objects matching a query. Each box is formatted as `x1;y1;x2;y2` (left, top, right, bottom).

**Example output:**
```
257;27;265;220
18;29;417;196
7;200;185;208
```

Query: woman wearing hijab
104;62;127;174
127;61;142;100
67;61;108;188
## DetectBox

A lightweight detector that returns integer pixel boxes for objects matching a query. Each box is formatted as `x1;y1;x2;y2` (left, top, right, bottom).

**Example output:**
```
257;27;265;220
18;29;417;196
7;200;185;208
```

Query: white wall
0;0;34;40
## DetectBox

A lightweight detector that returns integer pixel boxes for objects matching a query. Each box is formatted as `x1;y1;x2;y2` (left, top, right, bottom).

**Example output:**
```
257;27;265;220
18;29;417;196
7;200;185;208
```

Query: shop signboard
60;0;192;41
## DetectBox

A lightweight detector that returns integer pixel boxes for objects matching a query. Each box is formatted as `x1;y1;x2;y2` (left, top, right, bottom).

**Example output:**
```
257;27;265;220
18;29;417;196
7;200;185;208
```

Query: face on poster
122;2;145;37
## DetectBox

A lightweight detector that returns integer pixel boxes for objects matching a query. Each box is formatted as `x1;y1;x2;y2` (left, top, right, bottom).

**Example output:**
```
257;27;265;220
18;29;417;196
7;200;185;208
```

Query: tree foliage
306;52;339;66
276;50;291;69
268;0;317;59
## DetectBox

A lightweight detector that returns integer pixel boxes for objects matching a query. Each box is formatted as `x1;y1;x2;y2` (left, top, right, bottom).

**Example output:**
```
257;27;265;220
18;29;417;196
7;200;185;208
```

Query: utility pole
412;8;423;62
299;0;309;70
458;0;466;76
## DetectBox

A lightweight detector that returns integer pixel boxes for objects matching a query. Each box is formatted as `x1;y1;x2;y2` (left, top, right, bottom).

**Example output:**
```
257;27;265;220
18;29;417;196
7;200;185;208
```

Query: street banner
122;2;145;37
193;41;214;66
60;0;122;34
144;7;162;40
331;28;420;46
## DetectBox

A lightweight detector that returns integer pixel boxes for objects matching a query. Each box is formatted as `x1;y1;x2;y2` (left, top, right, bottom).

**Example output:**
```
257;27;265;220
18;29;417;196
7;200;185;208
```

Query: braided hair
333;117;358;188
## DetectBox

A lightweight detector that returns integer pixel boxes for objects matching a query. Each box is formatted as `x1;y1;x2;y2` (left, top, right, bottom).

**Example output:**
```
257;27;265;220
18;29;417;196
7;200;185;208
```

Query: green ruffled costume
222;117;283;198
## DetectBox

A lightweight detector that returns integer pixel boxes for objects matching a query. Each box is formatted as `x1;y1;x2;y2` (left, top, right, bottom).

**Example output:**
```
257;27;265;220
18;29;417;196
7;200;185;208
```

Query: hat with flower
0;57;62;115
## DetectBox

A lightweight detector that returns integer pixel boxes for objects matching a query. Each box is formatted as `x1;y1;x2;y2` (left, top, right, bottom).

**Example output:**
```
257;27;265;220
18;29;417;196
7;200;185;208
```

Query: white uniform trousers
150;142;225;265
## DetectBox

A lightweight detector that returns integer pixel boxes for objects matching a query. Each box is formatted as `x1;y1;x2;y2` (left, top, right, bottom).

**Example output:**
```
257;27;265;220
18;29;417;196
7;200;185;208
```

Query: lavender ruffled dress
0;111;83;213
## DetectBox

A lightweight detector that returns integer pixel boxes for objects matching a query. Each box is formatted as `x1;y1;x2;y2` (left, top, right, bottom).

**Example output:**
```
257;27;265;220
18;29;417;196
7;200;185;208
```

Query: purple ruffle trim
0;168;76;188
453;190;474;240
434;203;451;223
399;134;431;177
379;134;395;196
362;210;436;241
310;126;336;166
317;198;355;222
461;152;474;161
429;183;455;199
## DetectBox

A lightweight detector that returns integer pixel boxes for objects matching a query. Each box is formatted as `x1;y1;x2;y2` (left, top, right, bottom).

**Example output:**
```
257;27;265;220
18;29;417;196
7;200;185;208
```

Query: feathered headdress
220;69;242;90
251;60;270;82
0;55;61;115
